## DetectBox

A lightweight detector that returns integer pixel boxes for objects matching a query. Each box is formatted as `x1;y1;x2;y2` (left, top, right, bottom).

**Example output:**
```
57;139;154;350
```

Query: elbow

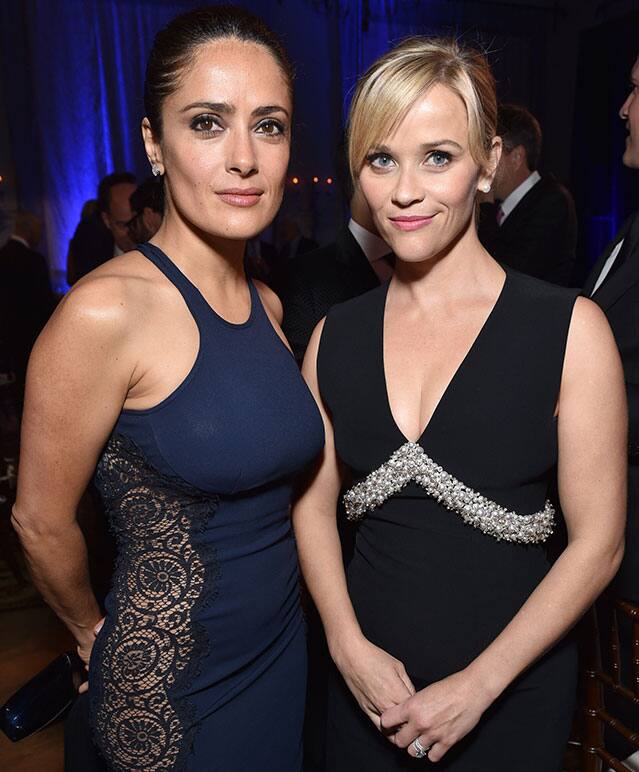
10;503;35;544
608;537;625;582
10;502;56;545
596;537;625;591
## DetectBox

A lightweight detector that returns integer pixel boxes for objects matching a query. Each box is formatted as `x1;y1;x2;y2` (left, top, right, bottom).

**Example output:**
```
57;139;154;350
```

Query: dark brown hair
497;103;542;171
144;5;294;138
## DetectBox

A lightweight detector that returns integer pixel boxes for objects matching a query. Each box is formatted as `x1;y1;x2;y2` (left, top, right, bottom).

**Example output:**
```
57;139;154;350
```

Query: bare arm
383;297;627;761
293;319;414;727
11;276;139;661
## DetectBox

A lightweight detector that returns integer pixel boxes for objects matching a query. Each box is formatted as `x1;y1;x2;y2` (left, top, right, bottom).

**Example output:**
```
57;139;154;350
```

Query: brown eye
191;114;222;133
256;119;285;136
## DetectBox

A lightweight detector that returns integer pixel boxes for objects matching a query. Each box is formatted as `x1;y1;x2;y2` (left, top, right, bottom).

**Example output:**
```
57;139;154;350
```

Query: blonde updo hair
347;37;497;180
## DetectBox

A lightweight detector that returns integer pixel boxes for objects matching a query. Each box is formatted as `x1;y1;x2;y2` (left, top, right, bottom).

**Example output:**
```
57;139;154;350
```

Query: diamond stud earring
151;163;162;177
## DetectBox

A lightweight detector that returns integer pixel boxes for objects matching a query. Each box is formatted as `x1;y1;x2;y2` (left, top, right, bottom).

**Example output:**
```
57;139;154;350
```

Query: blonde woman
293;38;626;770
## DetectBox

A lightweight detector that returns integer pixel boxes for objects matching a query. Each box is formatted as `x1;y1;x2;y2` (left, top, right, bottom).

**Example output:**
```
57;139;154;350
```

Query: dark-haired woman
12;7;323;771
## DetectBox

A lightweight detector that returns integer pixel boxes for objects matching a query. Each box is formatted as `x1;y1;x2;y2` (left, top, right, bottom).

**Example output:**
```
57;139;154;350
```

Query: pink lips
389;215;436;232
216;188;263;207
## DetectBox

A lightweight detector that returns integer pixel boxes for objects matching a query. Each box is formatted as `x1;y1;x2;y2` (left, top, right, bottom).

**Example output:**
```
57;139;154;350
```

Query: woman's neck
391;214;503;306
150;212;246;287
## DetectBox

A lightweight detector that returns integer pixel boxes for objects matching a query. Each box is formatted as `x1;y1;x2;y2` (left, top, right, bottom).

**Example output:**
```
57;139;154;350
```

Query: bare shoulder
254;279;283;325
562;296;623;388
47;250;166;343
565;296;617;358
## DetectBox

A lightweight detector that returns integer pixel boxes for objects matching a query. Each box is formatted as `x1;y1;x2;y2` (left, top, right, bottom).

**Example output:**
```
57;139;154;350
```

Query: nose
619;91;633;121
391;166;425;209
226;129;258;178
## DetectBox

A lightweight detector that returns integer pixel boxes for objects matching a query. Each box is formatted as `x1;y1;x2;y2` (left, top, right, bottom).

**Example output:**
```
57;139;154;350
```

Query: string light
292;176;299;184
312;176;319;183
0;175;3;183
326;177;333;184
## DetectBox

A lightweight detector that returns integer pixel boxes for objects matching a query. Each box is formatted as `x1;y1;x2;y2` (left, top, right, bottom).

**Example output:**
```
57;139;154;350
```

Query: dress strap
136;242;257;329
137;241;210;319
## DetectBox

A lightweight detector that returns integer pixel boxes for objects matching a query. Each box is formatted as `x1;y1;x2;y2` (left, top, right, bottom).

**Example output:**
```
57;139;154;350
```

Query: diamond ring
412;737;431;758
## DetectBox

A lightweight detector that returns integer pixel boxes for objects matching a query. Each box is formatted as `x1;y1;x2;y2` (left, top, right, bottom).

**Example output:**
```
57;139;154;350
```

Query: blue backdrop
1;0;621;287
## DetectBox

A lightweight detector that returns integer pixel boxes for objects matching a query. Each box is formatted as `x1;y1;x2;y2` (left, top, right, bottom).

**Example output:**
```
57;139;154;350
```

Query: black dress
317;269;579;771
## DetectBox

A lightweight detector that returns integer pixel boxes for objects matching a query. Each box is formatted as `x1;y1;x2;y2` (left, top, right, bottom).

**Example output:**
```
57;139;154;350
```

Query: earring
481;183;491;193
151;163;162;177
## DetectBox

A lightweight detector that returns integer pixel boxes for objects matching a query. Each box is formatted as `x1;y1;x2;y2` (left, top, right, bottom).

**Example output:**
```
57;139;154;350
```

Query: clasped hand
380;669;491;762
332;635;416;729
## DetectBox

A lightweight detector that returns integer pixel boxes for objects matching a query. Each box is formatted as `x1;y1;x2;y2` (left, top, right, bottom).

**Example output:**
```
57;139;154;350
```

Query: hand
380;669;493;762
331;634;415;729
77;617;105;694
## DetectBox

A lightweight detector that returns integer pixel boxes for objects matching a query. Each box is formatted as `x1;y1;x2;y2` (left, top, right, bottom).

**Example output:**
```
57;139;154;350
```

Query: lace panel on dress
90;433;219;771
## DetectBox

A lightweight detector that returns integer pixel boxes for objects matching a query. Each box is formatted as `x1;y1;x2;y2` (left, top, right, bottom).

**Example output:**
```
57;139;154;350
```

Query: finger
394;721;426;749
380;702;407;731
406;735;433;759
427;740;451;763
363;707;382;730
397;668;416;696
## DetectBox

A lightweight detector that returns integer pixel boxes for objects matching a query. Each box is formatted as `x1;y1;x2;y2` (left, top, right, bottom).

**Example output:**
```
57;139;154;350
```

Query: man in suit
282;184;392;363
582;53;639;769
478;104;577;285
67;172;137;284
0;211;55;402
583;54;639;606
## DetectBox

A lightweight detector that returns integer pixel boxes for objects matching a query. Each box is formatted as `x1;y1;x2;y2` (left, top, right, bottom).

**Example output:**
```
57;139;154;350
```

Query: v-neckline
380;270;509;446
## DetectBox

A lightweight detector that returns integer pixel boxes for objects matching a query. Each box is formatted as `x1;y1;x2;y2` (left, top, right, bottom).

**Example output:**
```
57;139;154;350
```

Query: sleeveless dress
317;268;579;771
88;243;324;771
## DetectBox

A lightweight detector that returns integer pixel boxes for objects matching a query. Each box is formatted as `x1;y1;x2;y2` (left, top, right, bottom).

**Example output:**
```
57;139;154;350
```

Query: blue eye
367;152;395;170
426;150;451;167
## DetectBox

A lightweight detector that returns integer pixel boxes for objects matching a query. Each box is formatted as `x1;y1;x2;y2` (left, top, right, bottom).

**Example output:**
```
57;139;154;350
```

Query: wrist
70;616;103;646
327;624;365;668
463;657;509;705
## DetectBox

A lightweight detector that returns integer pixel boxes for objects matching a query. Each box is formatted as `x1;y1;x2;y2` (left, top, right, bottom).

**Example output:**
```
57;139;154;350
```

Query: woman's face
144;38;291;241
358;83;497;264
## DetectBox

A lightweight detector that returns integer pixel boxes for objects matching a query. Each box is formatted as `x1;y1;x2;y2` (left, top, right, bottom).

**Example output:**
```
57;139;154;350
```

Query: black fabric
317;269;580;770
0;237;55;397
66;212;114;285
281;225;380;363
478;175;578;286
64;693;106;772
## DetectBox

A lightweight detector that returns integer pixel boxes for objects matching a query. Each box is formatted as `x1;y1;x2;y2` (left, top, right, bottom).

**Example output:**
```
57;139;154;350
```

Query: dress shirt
8;234;30;249
591;238;624;296
348;218;393;281
498;170;541;225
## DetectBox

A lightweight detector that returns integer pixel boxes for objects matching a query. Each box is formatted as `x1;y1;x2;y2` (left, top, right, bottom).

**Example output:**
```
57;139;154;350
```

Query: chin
194;209;275;242
623;149;639;168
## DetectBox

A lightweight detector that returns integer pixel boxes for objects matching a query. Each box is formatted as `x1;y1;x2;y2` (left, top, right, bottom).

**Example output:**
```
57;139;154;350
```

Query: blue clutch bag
0;650;85;741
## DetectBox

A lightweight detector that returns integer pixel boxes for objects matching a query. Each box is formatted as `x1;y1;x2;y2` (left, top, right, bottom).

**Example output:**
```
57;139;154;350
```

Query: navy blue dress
88;243;324;771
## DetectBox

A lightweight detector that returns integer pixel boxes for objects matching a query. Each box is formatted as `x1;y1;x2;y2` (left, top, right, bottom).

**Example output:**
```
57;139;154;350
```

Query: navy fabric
89;242;324;771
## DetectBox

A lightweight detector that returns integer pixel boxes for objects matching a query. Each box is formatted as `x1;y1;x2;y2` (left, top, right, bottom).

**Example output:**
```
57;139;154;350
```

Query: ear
100;210;111;230
142;117;164;176
478;135;502;193
513;144;526;170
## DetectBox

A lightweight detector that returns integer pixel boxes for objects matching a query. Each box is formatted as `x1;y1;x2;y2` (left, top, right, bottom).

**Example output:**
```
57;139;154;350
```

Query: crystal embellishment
343;442;554;544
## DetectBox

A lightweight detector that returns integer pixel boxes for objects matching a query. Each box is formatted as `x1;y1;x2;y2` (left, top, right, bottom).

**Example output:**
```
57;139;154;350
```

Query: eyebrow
180;101;290;118
372;139;463;153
